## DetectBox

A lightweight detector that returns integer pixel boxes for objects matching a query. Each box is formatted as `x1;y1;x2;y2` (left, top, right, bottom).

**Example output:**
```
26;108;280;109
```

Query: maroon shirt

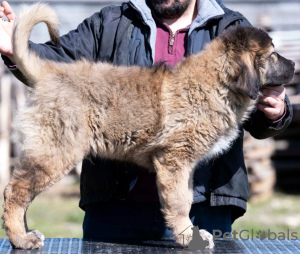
155;18;189;66
128;19;189;202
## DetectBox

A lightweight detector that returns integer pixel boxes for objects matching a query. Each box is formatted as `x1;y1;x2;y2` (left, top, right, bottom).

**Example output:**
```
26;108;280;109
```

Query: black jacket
2;0;292;221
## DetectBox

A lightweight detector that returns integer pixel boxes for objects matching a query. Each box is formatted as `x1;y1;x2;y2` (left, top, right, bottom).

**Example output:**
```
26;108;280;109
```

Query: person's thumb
1;1;16;21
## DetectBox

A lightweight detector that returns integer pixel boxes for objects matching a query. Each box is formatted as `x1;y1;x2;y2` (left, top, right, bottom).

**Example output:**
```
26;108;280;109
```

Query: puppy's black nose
291;61;295;68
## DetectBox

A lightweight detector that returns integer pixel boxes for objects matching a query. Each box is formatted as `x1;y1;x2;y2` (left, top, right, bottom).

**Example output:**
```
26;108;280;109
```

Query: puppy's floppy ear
234;55;260;100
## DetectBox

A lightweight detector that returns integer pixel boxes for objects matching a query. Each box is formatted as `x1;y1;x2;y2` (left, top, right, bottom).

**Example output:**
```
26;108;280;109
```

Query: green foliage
233;192;300;237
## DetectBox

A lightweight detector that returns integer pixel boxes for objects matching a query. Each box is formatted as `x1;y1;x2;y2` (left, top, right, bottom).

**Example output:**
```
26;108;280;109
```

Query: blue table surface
1;238;300;253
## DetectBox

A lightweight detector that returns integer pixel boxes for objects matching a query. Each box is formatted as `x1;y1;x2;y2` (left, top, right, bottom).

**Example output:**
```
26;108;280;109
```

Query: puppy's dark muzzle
291;61;295;68
290;60;296;81
264;55;295;87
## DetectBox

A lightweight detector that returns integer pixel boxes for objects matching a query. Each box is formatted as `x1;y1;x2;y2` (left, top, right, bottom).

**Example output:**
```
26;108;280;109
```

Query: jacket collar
129;0;225;29
129;0;225;61
190;0;225;35
129;1;157;62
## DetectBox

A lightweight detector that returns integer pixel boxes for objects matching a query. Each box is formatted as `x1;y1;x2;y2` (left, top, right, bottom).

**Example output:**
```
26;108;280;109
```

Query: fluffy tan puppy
2;3;295;250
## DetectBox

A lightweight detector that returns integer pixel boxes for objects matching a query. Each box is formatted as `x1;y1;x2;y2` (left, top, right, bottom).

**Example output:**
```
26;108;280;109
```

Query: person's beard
147;0;192;19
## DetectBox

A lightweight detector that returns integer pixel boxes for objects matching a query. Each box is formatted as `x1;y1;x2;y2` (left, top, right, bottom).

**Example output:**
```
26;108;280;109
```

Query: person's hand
0;1;16;63
257;85;286;121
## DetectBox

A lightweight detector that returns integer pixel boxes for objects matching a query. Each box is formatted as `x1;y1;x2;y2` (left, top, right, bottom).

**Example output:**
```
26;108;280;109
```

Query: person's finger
0;6;4;18
257;103;274;113
258;96;278;108
1;1;16;21
257;102;284;120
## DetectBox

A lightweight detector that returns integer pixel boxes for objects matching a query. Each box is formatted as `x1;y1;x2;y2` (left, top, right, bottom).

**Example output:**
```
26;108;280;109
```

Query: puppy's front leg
153;150;214;249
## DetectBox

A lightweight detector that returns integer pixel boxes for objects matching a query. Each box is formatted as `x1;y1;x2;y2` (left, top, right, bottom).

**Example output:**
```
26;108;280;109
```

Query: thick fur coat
2;4;295;250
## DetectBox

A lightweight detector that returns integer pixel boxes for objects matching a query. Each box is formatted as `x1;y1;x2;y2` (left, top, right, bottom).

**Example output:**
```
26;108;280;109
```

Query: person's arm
243;93;292;139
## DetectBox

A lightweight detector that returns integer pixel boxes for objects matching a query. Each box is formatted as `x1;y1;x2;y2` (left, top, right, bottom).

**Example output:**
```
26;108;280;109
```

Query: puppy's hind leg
2;107;89;249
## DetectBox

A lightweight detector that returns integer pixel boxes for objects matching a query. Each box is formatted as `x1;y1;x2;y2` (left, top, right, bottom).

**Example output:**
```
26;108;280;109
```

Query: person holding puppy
0;0;292;242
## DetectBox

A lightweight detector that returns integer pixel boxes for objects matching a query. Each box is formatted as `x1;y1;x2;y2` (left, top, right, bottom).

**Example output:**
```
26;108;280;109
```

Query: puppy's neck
228;91;256;124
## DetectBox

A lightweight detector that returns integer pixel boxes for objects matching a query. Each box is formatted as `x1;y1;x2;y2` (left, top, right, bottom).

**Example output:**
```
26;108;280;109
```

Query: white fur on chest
203;128;239;162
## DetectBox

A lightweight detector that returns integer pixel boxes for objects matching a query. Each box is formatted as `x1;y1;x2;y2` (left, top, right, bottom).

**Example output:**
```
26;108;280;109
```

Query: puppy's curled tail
13;3;59;84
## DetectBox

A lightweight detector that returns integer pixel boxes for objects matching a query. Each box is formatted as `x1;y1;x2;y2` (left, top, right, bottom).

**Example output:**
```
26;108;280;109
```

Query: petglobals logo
178;226;298;251
213;229;298;241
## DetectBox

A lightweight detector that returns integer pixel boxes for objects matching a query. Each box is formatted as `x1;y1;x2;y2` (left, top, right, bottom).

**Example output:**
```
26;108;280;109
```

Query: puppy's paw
9;230;45;249
199;229;214;249
176;227;214;250
28;230;45;242
175;228;193;247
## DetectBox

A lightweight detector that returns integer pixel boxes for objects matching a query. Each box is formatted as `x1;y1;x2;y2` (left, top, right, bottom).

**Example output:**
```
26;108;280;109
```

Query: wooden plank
269;30;300;72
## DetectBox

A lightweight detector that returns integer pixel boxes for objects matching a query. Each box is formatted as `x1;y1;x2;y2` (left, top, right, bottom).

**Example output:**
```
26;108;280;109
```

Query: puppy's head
217;26;295;100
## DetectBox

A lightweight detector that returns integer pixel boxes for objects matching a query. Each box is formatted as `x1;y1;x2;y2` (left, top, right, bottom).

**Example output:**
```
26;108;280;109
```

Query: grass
0;183;300;239
232;192;300;238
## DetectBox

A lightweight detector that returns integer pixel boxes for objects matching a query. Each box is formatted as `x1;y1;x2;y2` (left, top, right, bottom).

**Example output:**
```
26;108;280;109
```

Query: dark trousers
83;201;232;241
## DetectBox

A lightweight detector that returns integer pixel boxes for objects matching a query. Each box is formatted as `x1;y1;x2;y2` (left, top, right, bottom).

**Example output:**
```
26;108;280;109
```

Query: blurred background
0;0;300;239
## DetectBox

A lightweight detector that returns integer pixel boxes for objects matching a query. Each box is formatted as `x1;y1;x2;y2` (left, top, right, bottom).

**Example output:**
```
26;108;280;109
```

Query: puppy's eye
271;52;278;59
268;52;278;63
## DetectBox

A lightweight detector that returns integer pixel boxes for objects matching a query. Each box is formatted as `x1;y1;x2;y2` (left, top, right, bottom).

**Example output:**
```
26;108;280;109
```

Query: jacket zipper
169;31;176;54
